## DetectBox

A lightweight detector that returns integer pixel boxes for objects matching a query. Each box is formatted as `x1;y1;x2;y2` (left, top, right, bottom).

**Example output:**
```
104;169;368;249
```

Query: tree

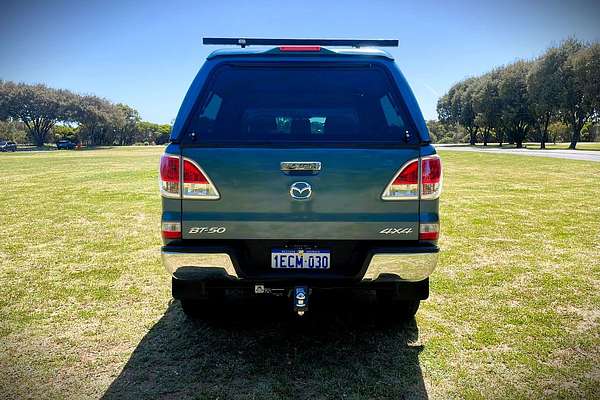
0;81;74;146
436;93;452;125
547;121;570;143
74;95;117;146
498;61;534;148
134;121;171;144
0;81;9;121
527;47;563;149
473;72;501;146
459;80;480;145
567;42;600;148
51;124;78;143
0;119;27;143
426;120;467;144
437;79;479;145
114;104;141;145
1;80;171;146
437;39;599;148
580;121;598;142
154;124;172;144
554;39;589;149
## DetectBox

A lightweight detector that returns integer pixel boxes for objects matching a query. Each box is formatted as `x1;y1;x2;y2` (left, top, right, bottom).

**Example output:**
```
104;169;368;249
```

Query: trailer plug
293;286;309;316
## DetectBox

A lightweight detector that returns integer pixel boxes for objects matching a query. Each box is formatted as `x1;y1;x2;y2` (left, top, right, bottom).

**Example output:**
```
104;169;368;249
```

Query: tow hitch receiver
293;286;310;316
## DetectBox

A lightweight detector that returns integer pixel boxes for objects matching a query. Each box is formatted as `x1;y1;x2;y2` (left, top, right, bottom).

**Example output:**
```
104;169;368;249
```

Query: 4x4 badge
290;182;312;200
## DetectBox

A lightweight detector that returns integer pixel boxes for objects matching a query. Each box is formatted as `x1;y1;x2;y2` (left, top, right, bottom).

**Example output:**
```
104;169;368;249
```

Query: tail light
419;222;439;241
421;155;442;199
159;154;220;200
161;221;181;239
381;159;419;200
159;155;180;198
183;159;220;199
381;155;442;200
279;46;321;52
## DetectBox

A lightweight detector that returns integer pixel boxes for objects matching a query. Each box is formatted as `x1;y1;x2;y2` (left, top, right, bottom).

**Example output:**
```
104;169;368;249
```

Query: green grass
455;142;600;151
532;142;600;151
0;147;599;399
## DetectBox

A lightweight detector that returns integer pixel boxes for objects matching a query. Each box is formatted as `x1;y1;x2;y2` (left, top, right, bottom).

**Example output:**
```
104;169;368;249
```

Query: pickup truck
160;38;441;320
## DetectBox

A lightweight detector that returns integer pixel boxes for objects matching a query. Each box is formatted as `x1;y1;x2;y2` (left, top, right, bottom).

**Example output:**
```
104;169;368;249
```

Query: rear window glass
184;65;417;145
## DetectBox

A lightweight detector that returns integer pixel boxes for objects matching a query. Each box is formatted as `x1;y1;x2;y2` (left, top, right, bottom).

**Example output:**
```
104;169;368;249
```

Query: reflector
161;221;181;239
419;222;439;240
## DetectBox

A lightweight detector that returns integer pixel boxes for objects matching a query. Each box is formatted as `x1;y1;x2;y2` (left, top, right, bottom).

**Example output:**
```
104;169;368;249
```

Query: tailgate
181;147;419;240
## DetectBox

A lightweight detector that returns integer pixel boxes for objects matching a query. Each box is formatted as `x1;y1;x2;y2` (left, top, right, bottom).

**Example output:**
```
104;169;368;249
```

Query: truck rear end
160;39;441;319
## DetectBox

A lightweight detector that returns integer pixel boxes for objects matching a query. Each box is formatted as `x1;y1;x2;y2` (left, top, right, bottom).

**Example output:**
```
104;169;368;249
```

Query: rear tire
376;291;420;321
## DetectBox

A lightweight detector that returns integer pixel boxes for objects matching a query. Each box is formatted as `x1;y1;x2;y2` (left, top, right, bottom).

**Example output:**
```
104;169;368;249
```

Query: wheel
376;290;420;321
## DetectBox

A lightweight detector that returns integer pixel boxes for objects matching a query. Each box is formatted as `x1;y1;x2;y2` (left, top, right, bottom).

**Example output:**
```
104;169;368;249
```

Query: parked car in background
0;141;17;152
56;140;76;150
160;38;442;320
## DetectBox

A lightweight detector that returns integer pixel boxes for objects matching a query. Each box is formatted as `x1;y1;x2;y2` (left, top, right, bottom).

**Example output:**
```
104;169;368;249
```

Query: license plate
271;249;330;269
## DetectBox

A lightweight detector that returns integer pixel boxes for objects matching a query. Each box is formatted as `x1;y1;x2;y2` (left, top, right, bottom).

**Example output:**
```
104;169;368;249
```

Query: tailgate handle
280;161;321;173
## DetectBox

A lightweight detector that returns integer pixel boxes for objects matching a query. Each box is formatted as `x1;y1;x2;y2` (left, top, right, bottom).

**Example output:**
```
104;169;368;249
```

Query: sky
1;0;599;124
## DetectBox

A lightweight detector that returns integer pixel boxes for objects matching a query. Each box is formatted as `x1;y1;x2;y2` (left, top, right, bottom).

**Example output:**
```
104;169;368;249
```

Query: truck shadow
102;292;428;399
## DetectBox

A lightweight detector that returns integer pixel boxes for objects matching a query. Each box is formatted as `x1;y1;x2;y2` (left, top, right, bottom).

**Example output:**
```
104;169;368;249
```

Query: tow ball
293;286;310;316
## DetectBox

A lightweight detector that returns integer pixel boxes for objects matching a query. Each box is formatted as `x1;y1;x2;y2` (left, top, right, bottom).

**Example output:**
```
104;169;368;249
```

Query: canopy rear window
183;65;418;146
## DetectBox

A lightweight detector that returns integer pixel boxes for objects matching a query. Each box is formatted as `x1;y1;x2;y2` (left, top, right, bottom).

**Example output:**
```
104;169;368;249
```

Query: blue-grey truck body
160;40;441;319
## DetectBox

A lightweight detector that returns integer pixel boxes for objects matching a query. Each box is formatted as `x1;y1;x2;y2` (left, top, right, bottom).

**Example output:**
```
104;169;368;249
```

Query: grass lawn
0;147;599;399
453;142;600;151
531;142;600;151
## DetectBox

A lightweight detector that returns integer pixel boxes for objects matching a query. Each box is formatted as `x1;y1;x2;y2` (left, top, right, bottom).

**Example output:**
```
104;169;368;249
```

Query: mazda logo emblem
290;181;312;200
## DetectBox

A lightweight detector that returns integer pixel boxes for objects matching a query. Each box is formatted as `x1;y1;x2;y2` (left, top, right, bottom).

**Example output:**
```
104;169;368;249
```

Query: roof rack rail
202;37;398;48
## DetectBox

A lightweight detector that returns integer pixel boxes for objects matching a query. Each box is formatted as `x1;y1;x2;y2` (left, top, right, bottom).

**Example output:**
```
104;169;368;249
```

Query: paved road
435;145;600;162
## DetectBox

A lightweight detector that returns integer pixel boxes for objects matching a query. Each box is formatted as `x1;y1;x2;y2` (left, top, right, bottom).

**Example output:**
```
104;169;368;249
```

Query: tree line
0;81;171;146
435;39;600;149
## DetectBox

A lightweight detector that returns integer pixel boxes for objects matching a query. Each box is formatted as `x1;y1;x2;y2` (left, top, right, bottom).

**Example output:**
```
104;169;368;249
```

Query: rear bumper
161;243;438;283
162;251;238;278
362;252;438;282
